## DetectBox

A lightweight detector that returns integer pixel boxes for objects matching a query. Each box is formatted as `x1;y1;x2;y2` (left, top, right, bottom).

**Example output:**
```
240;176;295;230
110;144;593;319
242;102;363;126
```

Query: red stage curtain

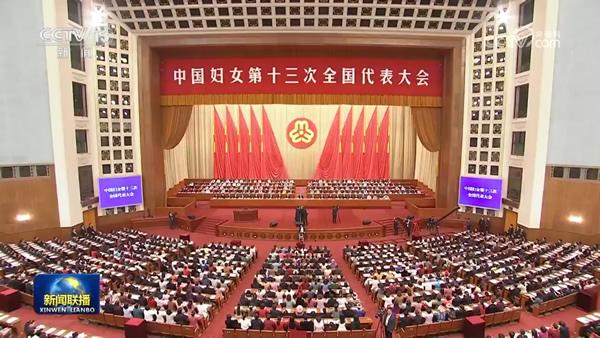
377;108;391;179
352;109;365;179
213;109;226;178
340;108;353;179
363;109;378;179
238;107;250;179
314;108;341;179
261;107;289;179
225;108;238;177
249;107;262;179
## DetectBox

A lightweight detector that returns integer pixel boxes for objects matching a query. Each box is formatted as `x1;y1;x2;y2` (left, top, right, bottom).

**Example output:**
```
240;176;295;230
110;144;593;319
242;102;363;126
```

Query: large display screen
98;175;143;209
458;176;503;210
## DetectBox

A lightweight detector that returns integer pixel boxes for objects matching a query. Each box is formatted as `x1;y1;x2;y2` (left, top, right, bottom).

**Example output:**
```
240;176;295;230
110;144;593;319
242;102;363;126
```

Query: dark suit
250;318;264;330
225;318;241;329
299;320;314;331
332;206;339;224
559;325;570;338
384;314;396;338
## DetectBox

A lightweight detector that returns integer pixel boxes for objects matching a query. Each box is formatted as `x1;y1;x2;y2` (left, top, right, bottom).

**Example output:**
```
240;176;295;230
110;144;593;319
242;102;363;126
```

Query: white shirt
314;320;324;332
240;318;251;330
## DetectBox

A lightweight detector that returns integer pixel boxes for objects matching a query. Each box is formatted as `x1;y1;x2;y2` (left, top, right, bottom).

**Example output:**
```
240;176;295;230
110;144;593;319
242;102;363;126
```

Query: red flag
261;106;288;179
363;109;378;179
340;108;353;179
249;107;262;179
377;107;390;179
352;108;365;179
314;107;340;179
225;107;238;178
238;107;250;179
213;109;226;178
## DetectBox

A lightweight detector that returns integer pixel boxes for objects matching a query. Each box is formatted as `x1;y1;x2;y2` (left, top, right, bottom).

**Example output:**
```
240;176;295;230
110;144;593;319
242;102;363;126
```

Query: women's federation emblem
287;118;317;149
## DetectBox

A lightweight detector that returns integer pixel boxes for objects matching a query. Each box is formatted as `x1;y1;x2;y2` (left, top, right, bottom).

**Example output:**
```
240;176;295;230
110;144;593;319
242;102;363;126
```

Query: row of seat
223;329;376;338
398;308;521;338
531;293;578;316
80;313;201;337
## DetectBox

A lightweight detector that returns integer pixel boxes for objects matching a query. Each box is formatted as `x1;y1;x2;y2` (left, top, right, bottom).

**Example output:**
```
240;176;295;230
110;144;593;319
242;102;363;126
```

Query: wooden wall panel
138;37;167;211
540;167;600;236
0;166;60;233
436;40;465;208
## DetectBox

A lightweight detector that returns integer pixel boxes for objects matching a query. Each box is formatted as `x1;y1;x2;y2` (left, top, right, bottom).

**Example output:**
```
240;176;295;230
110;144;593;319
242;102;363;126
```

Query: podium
233;209;258;222
463;316;485;338
124;318;147;338
179;234;190;241
0;288;21;312
577;289;598;312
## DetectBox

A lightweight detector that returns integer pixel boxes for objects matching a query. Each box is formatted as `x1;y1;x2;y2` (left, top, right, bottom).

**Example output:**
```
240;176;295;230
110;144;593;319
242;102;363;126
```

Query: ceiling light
16;213;32;222
91;6;108;28
497;8;510;24
567;215;583;224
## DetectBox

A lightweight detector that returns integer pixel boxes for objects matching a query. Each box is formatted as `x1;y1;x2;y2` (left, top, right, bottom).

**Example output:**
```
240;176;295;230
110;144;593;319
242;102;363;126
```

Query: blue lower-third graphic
33;274;100;314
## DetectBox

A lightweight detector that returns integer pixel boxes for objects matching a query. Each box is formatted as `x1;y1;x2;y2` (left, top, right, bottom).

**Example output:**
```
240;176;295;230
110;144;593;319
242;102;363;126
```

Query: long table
209;198;393;208
218;223;385;241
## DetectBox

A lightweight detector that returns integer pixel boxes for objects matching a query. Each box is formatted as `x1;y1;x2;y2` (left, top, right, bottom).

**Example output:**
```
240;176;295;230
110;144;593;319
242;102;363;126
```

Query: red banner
160;57;443;96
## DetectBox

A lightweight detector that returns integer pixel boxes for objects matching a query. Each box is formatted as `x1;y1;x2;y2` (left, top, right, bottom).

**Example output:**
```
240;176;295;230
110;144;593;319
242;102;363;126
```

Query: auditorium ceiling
99;0;499;36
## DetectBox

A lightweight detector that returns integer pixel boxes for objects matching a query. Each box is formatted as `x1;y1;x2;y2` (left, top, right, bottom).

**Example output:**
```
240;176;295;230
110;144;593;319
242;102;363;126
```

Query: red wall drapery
340;108;353;179
352;109;365;179
238;107;250;179
363;110;378;179
225;108;239;177
214;106;288;179
249;107;262;179
377;108;390;179
312;106;390;179
314;108;341;179
261;107;289;179
213;109;226;178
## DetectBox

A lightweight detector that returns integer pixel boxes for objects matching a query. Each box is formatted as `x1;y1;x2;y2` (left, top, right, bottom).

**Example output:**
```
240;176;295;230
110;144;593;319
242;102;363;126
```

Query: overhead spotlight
16;213;32;222
91;6;108;27
497;8;510;24
567;215;583;224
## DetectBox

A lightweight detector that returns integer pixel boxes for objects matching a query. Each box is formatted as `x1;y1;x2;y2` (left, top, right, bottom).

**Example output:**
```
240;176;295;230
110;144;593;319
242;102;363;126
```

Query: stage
156;201;412;240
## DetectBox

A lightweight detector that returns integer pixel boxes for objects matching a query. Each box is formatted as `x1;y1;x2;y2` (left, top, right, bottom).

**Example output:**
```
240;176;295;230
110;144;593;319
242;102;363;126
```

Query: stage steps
191;217;228;235
374;218;405;237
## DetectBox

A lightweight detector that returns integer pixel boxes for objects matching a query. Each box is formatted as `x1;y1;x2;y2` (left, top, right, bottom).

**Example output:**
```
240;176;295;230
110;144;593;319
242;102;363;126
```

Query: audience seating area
576;312;600;337
344;231;600;337
491;321;572;338
409;232;600;314
24;319;102;338
306;180;420;199
223;329;376;337
0;228;257;336
344;239;521;337
181;179;296;199
0;312;19;338
224;246;372;336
